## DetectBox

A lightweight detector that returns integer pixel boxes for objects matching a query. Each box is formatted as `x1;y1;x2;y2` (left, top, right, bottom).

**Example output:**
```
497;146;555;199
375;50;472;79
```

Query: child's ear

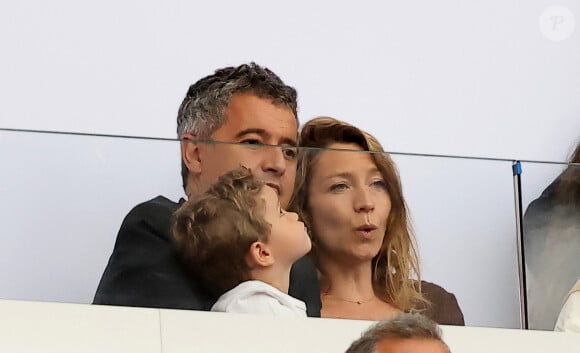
246;241;275;268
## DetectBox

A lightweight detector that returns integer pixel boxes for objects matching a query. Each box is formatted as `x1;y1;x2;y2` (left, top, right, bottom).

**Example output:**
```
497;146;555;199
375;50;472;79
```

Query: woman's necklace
321;291;376;305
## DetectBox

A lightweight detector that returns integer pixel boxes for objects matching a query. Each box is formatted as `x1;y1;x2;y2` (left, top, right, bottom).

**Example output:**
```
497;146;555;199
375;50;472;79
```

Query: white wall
1;1;578;161
2;299;580;353
1;0;579;329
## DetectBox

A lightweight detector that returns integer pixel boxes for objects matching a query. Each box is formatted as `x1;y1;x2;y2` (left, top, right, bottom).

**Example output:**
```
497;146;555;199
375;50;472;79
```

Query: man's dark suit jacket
93;196;322;317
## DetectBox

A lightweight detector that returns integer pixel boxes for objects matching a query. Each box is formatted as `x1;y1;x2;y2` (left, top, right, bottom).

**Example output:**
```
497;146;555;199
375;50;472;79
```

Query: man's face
184;93;298;208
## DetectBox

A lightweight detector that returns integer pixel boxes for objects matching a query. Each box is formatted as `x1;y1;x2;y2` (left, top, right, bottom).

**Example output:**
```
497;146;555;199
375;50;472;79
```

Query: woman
290;117;464;325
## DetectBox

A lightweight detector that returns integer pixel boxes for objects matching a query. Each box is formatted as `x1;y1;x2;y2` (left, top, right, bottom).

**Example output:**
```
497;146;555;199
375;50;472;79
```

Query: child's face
260;186;312;264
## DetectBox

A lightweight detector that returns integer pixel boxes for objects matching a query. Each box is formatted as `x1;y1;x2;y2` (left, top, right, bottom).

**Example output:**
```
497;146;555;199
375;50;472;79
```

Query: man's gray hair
345;313;450;353
176;62;298;138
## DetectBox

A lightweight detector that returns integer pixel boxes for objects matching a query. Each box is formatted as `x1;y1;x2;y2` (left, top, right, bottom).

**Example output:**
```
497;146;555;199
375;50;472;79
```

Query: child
172;167;312;317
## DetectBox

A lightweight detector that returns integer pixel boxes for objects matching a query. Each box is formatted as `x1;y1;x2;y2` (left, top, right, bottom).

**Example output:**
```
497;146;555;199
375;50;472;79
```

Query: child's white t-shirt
211;280;307;318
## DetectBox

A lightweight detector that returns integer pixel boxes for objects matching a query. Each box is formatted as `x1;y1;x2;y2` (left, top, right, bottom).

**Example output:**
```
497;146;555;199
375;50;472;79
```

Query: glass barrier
520;160;580;331
0;130;185;305
0;129;549;330
392;153;519;329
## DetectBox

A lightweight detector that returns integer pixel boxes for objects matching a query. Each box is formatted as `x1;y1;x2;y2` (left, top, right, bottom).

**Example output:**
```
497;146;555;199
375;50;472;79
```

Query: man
93;63;321;317
346;313;451;353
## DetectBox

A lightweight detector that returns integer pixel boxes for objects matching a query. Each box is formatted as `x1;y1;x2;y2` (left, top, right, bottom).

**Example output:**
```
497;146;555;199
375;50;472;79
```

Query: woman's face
307;142;392;264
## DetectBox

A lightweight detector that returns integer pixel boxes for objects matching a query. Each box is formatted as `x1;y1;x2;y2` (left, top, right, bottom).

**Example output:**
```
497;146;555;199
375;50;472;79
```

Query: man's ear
246;241;275;268
181;133;202;174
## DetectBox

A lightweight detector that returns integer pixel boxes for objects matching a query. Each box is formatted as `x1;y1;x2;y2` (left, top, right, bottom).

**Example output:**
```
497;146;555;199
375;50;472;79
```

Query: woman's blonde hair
289;117;426;311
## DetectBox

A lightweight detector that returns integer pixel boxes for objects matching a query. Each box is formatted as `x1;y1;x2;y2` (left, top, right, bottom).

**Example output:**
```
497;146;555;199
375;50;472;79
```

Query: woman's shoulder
417;280;465;326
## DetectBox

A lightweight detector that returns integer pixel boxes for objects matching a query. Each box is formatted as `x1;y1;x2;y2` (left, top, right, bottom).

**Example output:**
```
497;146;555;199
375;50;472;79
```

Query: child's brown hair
172;167;270;297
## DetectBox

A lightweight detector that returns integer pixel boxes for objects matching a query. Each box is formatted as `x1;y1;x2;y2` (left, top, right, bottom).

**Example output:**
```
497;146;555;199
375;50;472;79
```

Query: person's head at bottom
346;313;450;353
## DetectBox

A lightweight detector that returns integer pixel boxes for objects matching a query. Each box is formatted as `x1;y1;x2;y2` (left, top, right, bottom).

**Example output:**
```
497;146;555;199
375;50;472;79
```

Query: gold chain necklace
321;292;375;305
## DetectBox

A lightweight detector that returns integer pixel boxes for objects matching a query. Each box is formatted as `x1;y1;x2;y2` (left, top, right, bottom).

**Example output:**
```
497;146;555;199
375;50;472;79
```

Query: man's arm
93;196;214;310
